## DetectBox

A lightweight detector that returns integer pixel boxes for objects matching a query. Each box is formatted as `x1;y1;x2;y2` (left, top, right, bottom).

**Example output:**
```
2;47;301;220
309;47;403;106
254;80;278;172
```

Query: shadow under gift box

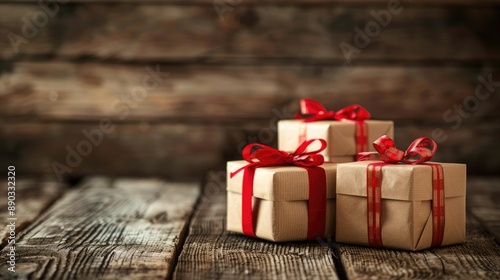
278;120;394;162
336;161;466;251
227;161;337;242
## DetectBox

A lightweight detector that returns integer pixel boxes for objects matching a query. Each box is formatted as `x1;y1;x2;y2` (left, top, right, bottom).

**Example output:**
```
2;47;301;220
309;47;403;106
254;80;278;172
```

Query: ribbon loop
300;98;330;115
295;98;371;122
335;104;371;121
359;135;437;164
233;139;327;176
295;99;336;122
403;137;437;164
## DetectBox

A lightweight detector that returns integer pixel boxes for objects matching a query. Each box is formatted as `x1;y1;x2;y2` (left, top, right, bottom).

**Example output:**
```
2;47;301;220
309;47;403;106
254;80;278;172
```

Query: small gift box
227;140;337;242
278;99;394;162
336;136;466;251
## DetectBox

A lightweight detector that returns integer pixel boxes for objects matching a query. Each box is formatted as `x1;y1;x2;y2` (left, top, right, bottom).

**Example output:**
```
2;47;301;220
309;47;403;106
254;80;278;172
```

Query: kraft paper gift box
336;160;466;251
278;119;394;162
227;161;337;242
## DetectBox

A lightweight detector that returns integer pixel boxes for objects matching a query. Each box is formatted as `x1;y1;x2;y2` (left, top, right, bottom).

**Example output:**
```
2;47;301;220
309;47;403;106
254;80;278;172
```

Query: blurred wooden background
1;0;499;181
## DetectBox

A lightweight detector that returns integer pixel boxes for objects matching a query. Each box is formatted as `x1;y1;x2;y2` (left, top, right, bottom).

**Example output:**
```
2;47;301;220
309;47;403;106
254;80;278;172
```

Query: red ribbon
359;135;445;248
230;139;328;239
295;98;370;122
357;135;437;164
366;162;385;247
294;98;370;154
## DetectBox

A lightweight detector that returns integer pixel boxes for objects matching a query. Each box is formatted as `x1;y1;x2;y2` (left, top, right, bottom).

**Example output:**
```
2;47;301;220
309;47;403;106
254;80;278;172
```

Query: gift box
227;161;337;242
278;119;394;162
336;136;466;251
278;99;394;162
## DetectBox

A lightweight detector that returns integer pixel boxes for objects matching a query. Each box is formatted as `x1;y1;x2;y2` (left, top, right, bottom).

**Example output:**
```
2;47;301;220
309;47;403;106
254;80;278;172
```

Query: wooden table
0;174;499;279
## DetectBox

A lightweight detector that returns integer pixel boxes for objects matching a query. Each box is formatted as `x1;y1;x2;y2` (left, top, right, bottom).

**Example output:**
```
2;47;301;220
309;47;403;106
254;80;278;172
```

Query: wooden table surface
0;174;499;279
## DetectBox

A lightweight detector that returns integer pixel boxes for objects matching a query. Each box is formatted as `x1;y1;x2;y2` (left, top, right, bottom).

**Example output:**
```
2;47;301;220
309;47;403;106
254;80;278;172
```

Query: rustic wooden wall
1;1;499;181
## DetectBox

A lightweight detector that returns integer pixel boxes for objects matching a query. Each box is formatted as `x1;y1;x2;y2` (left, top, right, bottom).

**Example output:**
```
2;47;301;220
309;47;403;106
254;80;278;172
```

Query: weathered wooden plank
0;121;498;181
1;62;499;122
338;215;500;279
336;178;500;279
0;5;57;57
394;123;500;176
0;122;229;182
227;121;500;176
0;177;200;279
173;171;339;279
468;178;500;243
1;6;499;61
0;178;66;248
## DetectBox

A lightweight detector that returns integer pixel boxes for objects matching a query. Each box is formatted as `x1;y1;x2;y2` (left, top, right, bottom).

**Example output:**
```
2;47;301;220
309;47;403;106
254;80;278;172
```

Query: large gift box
336;136;467;251
226;140;337;242
278;99;394;162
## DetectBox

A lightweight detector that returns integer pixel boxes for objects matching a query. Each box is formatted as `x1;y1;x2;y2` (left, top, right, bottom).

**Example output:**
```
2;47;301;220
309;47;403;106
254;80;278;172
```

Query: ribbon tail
428;163;445;247
242;166;257;237
355;120;368;154
367;163;385;247
306;167;327;240
356;152;380;161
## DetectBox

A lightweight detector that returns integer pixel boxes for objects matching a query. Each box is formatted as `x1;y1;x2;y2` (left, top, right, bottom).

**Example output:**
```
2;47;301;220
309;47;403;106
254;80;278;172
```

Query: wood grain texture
0;178;66;247
338;215;500;279
1;62;499;122
1;5;499;62
468;178;500;243
0;5;58;58
0;122;230;181
226;122;500;176
0;177;200;279
0;121;499;179
394;123;500;176
337;179;500;279
173;171;339;279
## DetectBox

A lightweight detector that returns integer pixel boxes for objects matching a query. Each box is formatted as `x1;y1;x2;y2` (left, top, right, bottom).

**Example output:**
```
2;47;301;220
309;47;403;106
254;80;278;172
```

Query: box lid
227;161;337;201
278;119;394;157
336;161;466;201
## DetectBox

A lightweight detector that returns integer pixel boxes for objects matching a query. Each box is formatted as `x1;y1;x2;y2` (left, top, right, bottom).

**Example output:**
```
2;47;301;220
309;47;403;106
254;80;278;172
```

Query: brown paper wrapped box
336;161;466;251
227;161;337;242
278;120;394;162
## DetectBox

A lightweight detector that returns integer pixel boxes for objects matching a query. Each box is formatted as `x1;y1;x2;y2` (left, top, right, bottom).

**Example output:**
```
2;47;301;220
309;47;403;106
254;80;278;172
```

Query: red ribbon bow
357;135;437;164
294;98;371;154
231;139;328;239
231;139;326;175
358;135;444;248
294;98;371;122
